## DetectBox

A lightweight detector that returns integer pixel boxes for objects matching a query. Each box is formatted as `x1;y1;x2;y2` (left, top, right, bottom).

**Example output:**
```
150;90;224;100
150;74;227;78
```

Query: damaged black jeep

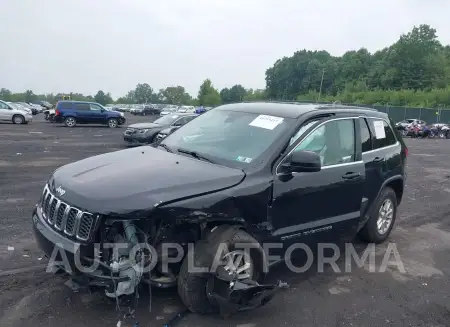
32;102;407;315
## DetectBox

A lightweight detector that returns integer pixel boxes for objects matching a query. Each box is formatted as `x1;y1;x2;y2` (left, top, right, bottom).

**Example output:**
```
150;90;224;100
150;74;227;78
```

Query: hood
159;127;174;134
50;146;245;216
127;122;162;129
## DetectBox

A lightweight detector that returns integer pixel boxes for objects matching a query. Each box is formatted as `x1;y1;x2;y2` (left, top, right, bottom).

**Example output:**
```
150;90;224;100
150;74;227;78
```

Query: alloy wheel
377;199;394;235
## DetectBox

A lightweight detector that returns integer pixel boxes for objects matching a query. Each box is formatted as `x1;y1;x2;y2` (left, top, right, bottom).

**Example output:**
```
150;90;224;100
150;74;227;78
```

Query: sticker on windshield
249;115;284;130
236;156;252;163
373;120;386;139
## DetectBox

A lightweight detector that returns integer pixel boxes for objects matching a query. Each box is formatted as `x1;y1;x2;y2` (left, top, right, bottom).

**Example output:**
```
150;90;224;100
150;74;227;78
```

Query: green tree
160;86;192;104
220;85;247;103
94;90;113;105
198;79;221;106
133;83;154;104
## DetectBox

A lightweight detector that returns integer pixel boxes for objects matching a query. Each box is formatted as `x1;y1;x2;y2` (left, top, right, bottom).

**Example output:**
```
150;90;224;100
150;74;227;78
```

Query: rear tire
12;115;25;124
177;226;266;314
64;116;76;127
359;187;397;243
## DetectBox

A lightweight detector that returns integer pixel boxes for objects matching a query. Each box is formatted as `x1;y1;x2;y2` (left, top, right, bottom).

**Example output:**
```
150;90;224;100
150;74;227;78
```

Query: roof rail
317;103;378;111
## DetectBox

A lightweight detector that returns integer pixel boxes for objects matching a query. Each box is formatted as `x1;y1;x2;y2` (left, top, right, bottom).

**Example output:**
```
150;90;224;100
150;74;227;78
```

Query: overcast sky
1;0;449;99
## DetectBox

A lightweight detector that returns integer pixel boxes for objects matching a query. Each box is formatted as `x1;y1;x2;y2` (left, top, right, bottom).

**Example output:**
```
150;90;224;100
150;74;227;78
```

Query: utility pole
317;69;325;103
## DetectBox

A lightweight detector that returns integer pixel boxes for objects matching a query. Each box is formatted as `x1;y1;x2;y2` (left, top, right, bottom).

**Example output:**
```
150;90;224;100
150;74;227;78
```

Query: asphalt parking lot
0;113;449;327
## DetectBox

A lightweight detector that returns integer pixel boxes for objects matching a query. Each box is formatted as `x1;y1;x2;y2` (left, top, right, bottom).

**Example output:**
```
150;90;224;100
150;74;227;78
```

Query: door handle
342;172;361;180
373;156;384;162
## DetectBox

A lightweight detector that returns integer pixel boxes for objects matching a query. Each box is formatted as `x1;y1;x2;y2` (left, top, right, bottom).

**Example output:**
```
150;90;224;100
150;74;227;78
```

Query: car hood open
50;146;245;216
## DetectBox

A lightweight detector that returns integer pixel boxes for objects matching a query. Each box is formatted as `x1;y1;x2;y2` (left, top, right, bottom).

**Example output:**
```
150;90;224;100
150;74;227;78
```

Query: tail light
404;147;408;157
55;109;60;116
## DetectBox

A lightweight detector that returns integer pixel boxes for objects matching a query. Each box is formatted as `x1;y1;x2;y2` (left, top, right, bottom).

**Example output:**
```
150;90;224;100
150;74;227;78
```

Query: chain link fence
263;100;450;124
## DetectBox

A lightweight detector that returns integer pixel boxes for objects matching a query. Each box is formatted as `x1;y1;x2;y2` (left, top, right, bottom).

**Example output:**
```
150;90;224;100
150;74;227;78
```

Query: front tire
177;226;266;314
359;187;397;243
12;115;25;124
107;118;118;128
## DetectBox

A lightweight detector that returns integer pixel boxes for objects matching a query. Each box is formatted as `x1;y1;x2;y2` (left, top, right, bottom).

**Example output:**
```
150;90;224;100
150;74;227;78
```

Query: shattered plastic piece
116;321;122;327
7;246;14;251
22;254;30;258
209;266;289;318
16;153;22;155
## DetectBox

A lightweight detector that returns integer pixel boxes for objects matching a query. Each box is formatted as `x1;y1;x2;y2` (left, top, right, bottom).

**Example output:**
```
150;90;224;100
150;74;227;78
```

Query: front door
0;101;11;121
88;103;106;124
271;117;365;249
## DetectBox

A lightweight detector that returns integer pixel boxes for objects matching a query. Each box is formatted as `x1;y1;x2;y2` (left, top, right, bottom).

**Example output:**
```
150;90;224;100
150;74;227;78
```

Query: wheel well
386;179;404;205
12;114;24;120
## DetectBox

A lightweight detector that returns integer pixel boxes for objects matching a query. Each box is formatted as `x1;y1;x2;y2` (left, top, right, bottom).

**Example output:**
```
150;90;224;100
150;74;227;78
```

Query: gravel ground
0;113;449;327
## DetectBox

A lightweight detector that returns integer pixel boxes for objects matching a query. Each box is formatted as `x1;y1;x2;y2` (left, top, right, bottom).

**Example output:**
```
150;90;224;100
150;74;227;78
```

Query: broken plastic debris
277;280;289;288
7;246;14;251
22;254;30;258
16;153;22;155
116;321;122;327
38;257;43;261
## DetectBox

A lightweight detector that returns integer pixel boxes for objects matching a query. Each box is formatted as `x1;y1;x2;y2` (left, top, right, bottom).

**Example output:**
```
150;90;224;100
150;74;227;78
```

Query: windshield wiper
177;148;215;163
158;143;173;153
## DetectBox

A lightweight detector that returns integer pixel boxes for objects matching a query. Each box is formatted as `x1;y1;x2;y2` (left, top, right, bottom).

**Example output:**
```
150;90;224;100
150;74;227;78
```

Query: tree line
2;24;450;108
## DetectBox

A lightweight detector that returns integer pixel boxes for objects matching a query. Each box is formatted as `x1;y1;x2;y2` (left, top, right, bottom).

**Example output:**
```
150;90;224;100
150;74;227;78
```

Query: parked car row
124;113;198;145
395;119;450;139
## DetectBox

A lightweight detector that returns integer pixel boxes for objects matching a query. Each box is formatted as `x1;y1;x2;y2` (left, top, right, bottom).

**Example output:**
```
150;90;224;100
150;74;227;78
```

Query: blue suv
54;101;126;128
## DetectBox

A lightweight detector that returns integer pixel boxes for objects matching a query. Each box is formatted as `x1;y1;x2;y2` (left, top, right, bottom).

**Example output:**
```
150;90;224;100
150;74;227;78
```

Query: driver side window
292;119;356;166
0;102;9;109
90;103;102;111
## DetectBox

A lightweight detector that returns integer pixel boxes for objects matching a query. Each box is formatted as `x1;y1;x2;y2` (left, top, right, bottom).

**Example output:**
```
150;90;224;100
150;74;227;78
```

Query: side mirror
281;150;321;173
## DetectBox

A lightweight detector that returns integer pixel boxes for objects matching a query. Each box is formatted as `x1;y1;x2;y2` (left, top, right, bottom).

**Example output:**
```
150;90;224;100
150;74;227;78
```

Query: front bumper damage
208;265;288;317
33;203;286;317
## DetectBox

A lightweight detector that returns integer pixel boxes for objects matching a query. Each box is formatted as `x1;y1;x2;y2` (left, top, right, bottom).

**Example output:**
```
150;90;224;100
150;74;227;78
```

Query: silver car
0;100;33;124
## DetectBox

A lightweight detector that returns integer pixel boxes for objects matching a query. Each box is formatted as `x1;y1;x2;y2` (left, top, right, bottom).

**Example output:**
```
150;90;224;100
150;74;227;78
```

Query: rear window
57;102;72;110
368;118;397;149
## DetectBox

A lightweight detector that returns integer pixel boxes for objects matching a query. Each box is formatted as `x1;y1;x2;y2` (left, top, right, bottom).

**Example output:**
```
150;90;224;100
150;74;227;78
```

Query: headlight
139;129;149;133
120;112;124;117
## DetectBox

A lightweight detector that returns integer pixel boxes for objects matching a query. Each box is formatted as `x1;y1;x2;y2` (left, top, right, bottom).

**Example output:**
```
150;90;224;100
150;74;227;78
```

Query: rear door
360;117;402;217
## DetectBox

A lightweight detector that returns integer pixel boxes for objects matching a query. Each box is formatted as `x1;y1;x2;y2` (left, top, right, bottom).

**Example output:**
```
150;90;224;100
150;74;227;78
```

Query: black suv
31;102;407;315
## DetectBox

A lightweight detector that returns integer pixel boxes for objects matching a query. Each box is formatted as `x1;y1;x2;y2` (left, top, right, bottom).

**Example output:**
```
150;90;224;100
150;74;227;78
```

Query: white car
160;106;179;116
0;100;33;124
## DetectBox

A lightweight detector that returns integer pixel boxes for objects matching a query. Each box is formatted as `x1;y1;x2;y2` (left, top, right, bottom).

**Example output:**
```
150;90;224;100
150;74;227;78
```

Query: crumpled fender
189;225;287;317
207;265;288;317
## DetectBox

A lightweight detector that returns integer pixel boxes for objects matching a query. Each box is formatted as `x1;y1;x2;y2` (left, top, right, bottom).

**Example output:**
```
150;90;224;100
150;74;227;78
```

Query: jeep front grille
40;185;96;241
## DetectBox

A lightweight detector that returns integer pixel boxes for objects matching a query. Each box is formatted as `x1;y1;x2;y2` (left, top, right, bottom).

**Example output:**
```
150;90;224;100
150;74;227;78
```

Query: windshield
154;114;180;125
162;109;294;168
18;102;31;108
